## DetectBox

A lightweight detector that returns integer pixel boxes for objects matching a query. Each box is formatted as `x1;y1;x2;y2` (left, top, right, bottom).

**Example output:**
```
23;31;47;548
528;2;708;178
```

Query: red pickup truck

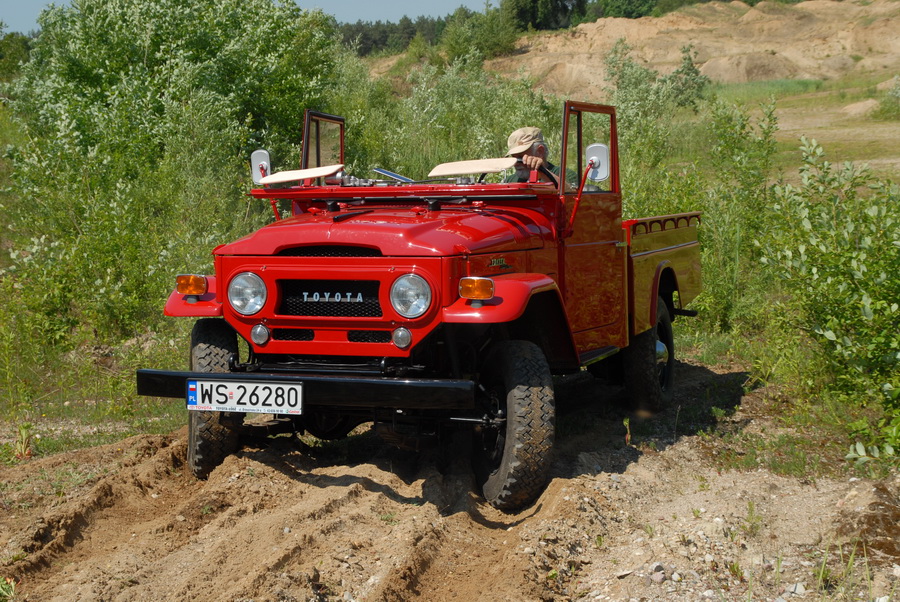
137;101;701;510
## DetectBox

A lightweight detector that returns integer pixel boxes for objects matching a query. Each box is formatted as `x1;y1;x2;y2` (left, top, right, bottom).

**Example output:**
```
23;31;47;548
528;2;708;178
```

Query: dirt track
2;359;898;601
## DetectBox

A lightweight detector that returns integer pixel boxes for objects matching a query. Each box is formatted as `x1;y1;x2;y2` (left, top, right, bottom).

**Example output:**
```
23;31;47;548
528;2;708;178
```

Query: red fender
442;273;560;323
164;276;223;317
640;261;679;334
443;273;579;371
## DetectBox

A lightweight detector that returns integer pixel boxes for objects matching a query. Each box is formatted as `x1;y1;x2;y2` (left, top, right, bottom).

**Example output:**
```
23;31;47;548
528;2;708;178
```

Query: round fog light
251;324;270;345
392;327;412;349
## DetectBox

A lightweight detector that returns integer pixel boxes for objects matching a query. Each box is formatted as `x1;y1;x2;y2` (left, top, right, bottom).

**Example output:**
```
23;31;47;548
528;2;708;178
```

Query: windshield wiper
332;210;374;223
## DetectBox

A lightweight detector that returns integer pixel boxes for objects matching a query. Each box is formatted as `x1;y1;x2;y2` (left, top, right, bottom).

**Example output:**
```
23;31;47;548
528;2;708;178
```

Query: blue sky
2;1;492;34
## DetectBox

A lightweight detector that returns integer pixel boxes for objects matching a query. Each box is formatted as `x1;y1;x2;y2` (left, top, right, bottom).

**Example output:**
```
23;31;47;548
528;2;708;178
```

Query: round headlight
390;274;432;319
228;272;267;315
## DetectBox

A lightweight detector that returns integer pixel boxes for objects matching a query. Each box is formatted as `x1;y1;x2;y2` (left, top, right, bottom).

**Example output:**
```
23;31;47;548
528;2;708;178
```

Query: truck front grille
348;330;392;343
272;328;315;341
276;245;382;257
278;280;382;317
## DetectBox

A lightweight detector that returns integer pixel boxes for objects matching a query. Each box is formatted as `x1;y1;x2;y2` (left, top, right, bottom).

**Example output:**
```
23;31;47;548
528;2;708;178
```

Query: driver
505;127;561;183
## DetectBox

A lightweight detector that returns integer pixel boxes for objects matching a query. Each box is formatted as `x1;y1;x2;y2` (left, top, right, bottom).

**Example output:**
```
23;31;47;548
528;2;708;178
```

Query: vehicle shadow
554;359;750;478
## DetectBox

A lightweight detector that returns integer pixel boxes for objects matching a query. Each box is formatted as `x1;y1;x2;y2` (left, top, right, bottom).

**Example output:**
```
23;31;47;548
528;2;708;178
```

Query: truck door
558;102;628;348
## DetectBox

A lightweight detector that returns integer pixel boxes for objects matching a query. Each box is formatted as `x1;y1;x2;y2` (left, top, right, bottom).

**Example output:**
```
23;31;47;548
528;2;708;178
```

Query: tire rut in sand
4;435;187;578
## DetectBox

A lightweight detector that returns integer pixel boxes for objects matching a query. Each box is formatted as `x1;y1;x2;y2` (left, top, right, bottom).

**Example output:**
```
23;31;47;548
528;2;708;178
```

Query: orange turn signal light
176;274;208;295
459;277;494;300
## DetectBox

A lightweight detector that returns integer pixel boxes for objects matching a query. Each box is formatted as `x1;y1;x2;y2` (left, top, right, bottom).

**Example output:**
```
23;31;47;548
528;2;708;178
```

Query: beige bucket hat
507;127;545;156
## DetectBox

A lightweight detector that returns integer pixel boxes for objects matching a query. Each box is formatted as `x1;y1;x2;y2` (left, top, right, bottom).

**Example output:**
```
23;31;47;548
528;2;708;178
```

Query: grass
0;576;19;602
1;462;109;505
741;500;763;537
0;325;190;461
710;78;825;105
676;328;745;367
707;73;900;181
379;512;399;525
695;390;884;479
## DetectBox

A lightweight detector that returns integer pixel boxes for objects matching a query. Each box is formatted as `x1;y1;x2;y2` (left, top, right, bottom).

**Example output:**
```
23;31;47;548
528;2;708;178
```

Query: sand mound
842;99;880;117
486;0;900;100
701;52;800;83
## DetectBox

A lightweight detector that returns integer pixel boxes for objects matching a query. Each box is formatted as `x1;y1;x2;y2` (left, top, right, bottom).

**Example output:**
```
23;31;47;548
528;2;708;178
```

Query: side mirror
585;143;610;182
250;149;271;185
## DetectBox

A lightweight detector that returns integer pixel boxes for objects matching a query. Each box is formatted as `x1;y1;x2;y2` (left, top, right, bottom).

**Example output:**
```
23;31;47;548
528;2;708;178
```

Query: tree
501;0;586;29
602;0;656;19
0;23;31;81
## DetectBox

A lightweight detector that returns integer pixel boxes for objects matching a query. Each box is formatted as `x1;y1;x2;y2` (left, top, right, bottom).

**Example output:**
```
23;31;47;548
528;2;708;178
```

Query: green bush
873;76;900;121
760;139;900;389
441;7;519;64
602;0;656;19
0;23;31;81
2;0;342;342
693;100;778;330
603;41;710;219
759;139;900;442
383;61;559;178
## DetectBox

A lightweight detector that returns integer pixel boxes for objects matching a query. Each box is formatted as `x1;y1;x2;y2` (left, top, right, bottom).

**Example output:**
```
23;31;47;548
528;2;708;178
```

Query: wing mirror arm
562;159;597;238
562;143;610;239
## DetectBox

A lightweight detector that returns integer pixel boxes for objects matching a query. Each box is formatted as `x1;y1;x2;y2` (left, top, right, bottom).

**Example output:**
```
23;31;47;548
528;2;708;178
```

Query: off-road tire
303;413;358;440
623;296;674;412
187;318;242;479
474;340;555;511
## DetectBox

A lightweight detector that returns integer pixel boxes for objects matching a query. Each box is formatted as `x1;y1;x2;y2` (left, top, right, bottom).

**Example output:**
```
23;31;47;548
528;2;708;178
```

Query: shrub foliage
761;140;900;404
3;0;341;341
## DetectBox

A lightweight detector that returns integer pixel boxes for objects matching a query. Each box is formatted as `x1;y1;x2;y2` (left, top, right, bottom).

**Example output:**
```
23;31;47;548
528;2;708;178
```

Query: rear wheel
187;318;242;479
473;340;555;511
623;296;674;412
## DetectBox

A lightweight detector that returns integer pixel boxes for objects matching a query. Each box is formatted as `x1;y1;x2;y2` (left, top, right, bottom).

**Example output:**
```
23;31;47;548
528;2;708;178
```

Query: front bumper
136;369;474;410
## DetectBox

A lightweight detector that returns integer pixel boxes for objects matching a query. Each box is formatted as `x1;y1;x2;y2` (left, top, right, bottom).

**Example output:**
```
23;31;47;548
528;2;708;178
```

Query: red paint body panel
442;274;560;323
164;276;222;317
625;213;702;334
216;255;447;358
219;201;556;257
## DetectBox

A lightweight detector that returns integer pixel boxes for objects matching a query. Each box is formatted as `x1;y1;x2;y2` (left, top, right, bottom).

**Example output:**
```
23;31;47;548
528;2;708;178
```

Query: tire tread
187;319;241;479
480;341;555;511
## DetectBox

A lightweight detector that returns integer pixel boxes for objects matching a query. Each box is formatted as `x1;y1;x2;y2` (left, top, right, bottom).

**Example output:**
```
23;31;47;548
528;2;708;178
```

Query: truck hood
215;206;553;257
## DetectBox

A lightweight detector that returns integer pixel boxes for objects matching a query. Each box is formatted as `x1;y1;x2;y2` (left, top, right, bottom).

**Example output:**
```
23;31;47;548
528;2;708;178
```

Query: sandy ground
2;358;898;601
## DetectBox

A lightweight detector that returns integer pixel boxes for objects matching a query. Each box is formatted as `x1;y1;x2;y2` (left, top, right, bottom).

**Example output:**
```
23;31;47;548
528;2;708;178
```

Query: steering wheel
537;165;559;188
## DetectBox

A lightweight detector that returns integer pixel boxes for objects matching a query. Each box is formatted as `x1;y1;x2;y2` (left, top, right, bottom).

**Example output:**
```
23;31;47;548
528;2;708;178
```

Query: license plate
187;379;303;415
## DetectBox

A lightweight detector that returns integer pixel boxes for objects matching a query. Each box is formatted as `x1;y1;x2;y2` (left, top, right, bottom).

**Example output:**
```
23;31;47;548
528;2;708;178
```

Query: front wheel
303;413;359;440
623;296;675;412
187;318;242;479
473;340;555;511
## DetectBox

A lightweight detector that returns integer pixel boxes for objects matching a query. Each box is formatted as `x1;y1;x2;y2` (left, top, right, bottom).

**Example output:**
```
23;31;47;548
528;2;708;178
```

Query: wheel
187;318;242;479
303;413;358;440
623;296;674;411
473;340;555;511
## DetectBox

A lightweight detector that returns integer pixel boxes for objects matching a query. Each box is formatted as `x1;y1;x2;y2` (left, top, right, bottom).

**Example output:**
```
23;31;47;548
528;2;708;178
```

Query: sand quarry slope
486;0;900;99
